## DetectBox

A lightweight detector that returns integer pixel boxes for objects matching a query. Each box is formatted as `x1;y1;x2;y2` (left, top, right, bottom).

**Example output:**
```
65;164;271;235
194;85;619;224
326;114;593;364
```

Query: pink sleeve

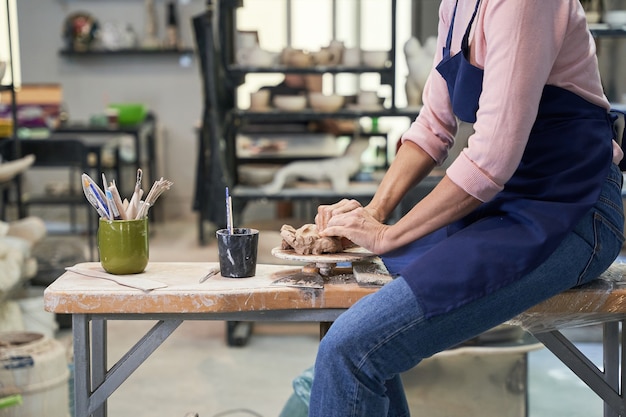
402;0;608;202
448;0;567;201
400;0;458;166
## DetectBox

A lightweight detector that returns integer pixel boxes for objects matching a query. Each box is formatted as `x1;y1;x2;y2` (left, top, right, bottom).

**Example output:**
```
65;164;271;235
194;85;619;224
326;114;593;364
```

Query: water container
0;332;70;417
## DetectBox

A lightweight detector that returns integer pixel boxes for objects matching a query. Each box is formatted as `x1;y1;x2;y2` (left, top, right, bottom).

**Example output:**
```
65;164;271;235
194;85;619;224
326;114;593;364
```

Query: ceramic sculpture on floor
262;139;370;195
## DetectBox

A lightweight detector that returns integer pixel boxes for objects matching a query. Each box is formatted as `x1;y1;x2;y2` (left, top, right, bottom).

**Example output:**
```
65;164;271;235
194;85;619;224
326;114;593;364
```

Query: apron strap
461;0;482;56
443;0;460;59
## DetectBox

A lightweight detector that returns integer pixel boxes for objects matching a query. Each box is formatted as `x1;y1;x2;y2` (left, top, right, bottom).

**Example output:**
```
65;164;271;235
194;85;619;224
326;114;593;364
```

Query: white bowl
362;50;389;68
308;93;345;112
604;10;626;27
357;90;381;106
273;95;307;111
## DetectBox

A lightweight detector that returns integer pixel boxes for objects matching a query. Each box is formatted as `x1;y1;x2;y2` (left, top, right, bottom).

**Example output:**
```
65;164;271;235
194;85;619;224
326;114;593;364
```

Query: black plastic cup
216;228;259;278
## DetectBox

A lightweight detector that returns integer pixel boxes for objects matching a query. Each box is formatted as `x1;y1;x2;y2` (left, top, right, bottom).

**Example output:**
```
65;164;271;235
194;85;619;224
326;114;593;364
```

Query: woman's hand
315;198;361;232
316;199;386;231
316;199;389;254
315;199;362;231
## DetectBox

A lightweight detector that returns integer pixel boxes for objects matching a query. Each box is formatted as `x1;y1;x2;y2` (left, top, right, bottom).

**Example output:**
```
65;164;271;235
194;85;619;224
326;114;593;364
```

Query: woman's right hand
315;199;363;232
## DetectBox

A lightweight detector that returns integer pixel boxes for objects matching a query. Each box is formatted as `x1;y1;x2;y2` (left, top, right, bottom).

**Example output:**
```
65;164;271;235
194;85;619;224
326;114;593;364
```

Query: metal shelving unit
58;47;195;57
0;0;22;220
193;0;418;245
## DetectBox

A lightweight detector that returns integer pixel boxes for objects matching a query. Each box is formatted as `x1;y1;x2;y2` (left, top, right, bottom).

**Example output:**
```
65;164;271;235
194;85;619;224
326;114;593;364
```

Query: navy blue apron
382;0;614;318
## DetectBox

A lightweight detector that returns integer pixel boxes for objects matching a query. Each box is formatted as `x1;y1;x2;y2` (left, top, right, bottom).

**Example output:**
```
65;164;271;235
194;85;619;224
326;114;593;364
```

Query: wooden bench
44;261;626;417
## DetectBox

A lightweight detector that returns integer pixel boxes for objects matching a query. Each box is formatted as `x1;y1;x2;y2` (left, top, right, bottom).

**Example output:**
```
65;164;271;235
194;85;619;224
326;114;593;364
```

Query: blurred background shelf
58;47;195;57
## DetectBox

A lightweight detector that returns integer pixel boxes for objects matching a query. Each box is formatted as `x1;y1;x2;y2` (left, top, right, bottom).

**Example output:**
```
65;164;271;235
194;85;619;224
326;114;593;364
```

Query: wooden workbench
44;261;626;417
45;262;376;315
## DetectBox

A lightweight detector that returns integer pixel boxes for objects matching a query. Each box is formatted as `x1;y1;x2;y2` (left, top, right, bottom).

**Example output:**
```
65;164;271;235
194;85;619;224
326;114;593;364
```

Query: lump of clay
280;224;343;255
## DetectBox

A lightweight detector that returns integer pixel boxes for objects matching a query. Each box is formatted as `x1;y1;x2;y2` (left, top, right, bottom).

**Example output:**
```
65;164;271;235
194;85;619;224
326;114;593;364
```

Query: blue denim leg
309;276;424;417
309;165;624;417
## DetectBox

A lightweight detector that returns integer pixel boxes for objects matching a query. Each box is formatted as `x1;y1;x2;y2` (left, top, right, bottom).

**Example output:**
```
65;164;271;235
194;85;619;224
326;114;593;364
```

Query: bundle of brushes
81;168;173;221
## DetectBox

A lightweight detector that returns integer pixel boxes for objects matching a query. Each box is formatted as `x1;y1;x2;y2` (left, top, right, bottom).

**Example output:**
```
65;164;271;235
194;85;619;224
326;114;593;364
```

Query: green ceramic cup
98;217;149;275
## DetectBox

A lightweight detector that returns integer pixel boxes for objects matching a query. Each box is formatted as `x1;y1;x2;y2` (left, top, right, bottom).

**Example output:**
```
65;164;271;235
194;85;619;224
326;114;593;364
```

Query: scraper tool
271;264;325;289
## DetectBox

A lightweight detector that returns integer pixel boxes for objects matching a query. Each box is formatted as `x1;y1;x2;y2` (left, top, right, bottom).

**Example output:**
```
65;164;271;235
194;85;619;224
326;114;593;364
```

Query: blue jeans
309;165;624;417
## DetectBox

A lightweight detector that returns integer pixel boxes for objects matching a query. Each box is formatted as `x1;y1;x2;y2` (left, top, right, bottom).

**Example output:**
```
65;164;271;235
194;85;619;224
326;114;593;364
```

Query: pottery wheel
271;246;376;276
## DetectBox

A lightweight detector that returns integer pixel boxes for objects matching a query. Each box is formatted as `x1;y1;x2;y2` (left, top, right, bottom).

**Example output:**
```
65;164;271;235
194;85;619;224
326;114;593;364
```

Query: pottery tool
81;173;109;218
199;266;220;283
135;177;173;219
65;266;168;291
108;180;128;220
105;189;119;219
352;259;394;286
102;173;119;220
270;264;325;289
225;187;234;234
126;169;143;219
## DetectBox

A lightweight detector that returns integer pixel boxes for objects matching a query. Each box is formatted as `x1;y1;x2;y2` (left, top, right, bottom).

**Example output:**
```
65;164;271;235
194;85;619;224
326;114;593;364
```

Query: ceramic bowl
311;49;335;66
107;103;147;125
273;95;307;111
357;90;381;106
308;92;344;112
362;50;389;68
604;10;626;27
287;50;313;68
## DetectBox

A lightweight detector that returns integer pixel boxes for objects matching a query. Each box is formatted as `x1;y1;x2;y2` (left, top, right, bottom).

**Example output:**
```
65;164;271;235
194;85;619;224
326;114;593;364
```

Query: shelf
54;115;156;135
232;107;420;122
227;64;395;86
589;24;626;37
58;48;195;57
227;64;393;76
236;132;346;162
233;180;380;200
193;0;405;242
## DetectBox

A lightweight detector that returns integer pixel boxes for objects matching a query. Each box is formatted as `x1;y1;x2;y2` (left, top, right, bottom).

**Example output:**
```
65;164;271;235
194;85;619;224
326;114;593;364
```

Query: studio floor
32;203;609;417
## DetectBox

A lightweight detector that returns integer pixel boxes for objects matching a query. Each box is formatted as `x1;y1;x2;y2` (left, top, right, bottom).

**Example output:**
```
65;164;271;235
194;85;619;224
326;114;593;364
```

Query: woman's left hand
319;205;390;254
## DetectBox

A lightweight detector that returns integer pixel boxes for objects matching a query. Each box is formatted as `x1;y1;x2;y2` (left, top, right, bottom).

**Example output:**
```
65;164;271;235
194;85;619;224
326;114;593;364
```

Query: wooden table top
43;262;378;315
43;261;626;332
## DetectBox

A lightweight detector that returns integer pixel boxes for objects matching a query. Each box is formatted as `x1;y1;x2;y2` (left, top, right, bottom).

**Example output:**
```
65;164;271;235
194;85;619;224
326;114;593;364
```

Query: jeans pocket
576;210;625;286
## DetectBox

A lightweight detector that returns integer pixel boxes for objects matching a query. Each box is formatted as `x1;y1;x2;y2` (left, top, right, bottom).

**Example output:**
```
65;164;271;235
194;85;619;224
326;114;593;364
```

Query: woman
309;1;625;416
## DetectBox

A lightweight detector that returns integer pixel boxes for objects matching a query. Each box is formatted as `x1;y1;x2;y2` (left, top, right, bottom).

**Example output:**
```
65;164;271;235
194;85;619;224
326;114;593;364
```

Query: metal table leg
603;322;620;417
91;319;107;417
72;316;183;417
73;314;91;417
533;321;626;416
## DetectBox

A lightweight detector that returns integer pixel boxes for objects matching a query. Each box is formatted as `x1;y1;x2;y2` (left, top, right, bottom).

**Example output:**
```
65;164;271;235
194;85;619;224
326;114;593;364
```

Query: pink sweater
401;0;623;202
